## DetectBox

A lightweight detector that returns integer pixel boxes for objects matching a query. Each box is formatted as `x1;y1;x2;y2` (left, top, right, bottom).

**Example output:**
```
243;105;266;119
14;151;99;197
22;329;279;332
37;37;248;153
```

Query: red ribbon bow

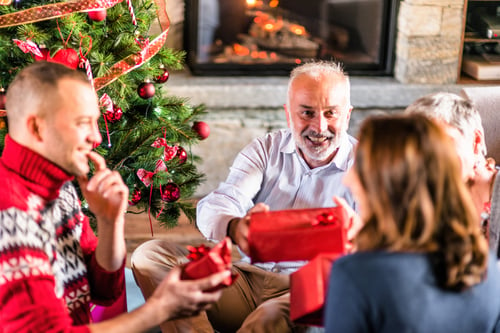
313;212;339;226
136;159;167;236
151;134;179;162
186;244;212;261
136;159;167;187
13;39;43;57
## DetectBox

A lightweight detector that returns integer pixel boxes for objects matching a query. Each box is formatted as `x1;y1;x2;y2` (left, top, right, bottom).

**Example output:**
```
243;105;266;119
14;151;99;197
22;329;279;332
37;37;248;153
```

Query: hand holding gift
181;237;238;291
227;202;269;255
332;196;363;252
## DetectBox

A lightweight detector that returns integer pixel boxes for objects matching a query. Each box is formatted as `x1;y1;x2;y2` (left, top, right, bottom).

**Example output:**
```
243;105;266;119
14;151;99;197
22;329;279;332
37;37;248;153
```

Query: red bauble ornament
155;69;170;84
88;9;107;22
192;121;210;140
128;188;142;205
0;89;6;110
137;81;155;99
162;183;181;202
176;146;188;164
51;48;80;69
33;47;50;61
105;105;123;123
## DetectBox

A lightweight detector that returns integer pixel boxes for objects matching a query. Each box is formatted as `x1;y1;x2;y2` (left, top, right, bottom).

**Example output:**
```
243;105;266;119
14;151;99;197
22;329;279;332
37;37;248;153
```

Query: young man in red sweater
0;61;230;332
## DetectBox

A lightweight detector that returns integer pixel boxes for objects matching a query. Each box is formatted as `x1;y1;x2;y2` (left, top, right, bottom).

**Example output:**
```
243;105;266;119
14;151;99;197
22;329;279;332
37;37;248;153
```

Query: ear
284;104;291;128
346;105;353;122
26;115;44;142
473;128;484;156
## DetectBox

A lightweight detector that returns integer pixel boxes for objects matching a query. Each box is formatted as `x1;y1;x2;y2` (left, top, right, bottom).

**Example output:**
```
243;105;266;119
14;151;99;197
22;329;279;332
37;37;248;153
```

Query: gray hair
405;92;487;156
286;60;350;110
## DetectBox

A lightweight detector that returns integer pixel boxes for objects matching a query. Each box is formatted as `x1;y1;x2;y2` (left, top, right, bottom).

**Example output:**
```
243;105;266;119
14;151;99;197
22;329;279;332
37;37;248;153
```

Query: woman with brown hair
325;113;500;333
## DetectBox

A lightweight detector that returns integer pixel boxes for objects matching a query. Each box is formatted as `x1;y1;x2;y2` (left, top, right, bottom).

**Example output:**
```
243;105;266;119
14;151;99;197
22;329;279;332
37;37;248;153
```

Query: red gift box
181;237;238;291
248;206;347;263
290;253;342;326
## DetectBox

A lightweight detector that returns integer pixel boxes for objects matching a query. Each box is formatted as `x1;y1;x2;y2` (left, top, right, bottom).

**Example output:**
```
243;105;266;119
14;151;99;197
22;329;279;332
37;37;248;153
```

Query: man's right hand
227;203;269;255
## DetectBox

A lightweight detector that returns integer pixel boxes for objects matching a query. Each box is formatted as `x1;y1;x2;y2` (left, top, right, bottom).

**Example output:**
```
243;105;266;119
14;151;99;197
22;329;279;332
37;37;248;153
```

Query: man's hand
227;203;269;255
77;151;129;225
150;266;231;321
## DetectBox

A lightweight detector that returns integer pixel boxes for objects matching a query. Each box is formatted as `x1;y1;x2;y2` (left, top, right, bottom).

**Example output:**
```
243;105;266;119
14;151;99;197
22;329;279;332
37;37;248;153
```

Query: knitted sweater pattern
0;136;123;331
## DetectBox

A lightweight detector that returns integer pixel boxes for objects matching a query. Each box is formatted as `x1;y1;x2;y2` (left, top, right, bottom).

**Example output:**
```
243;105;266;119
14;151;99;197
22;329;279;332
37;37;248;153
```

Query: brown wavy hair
354;113;488;291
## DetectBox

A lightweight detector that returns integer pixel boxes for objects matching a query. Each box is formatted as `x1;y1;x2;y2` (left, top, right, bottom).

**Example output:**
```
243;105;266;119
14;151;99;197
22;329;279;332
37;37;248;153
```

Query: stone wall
394;0;465;84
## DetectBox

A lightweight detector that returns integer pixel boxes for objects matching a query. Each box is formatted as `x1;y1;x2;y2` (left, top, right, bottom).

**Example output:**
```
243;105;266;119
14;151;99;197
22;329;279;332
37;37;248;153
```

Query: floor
124;205;207;267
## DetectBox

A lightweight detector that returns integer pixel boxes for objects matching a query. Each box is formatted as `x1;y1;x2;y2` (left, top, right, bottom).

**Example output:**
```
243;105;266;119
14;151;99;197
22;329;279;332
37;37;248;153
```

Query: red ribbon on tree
137;159;167;235
0;0;171;91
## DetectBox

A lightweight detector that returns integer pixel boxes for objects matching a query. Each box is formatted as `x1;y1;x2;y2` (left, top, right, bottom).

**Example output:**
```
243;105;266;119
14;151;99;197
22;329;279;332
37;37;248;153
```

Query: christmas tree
0;0;210;232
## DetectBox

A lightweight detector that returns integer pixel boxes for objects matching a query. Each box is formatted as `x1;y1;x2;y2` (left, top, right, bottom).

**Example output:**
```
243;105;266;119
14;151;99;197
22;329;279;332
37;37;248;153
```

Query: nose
312;113;329;133
90;120;102;146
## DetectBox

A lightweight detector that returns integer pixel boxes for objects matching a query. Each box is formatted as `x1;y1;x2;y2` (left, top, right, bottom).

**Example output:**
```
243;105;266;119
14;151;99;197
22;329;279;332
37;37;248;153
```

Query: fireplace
184;0;398;76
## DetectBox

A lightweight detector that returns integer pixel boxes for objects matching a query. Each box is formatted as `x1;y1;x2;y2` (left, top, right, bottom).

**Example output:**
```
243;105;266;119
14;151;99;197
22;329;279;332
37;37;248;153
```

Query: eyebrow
299;104;340;110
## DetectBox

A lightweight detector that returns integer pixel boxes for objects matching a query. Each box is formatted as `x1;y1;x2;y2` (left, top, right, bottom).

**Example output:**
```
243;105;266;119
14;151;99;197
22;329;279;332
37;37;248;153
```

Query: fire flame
289;24;306;36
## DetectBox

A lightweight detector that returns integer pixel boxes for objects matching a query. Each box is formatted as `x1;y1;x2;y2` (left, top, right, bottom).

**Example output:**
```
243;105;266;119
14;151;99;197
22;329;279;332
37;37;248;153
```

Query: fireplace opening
184;0;398;76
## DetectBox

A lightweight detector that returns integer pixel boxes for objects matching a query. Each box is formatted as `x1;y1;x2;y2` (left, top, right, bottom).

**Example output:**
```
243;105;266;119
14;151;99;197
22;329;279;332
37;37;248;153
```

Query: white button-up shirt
197;128;357;273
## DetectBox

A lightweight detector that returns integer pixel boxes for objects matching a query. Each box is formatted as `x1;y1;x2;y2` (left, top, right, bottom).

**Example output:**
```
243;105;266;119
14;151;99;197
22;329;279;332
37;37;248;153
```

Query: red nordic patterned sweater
0;135;125;332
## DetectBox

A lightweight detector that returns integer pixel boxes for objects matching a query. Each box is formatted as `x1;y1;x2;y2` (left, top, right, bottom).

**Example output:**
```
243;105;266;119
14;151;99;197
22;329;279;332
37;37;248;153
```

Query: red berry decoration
192;121;210;140
162;183;181;202
105;105;123;123
128;188;142;205
137;81;155;99
176;146;188;164
0;88;6;110
155;68;170;84
88;9;107;22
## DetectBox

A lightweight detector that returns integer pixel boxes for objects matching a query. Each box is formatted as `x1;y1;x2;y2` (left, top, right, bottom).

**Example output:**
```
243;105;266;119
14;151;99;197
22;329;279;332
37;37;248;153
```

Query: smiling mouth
306;136;331;145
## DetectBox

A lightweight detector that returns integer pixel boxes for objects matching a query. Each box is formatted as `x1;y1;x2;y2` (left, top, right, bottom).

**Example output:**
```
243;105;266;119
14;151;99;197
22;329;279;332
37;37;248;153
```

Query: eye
324;109;340;119
301;110;315;118
76;118;92;126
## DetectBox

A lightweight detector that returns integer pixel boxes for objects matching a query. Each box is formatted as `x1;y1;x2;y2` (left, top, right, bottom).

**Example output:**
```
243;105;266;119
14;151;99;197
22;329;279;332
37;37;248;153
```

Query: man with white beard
132;60;358;333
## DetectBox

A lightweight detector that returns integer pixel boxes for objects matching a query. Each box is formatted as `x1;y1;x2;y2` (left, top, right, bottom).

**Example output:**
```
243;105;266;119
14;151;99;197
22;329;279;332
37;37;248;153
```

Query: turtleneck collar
1;135;74;201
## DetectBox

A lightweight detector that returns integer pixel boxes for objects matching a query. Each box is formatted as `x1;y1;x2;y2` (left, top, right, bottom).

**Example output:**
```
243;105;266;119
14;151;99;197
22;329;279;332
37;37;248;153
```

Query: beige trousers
131;239;318;333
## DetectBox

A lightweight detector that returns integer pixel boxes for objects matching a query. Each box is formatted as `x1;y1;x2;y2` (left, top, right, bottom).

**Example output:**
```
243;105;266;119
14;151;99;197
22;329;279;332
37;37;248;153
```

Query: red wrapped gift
290;253;342;326
248;206;347;263
181;237;238;291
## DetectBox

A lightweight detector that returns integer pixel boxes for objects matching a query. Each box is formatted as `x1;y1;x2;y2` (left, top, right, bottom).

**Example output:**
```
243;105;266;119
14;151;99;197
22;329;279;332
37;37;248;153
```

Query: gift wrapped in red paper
181;237;238;291
248;206;347;263
290;253;342;326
